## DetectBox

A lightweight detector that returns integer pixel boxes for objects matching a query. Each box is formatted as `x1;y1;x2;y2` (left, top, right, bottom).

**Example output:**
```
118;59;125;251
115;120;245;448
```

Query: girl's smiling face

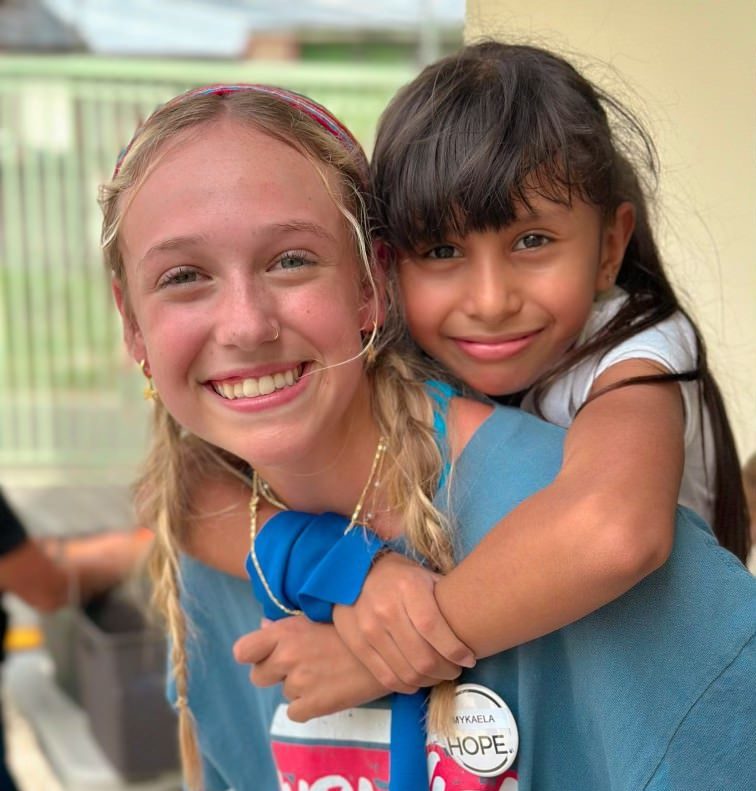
115;119;375;472
397;195;633;396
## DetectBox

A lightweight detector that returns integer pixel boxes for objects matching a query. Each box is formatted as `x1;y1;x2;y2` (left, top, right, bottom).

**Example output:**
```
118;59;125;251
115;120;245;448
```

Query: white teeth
258;375;275;395
242;378;259;398
213;366;301;401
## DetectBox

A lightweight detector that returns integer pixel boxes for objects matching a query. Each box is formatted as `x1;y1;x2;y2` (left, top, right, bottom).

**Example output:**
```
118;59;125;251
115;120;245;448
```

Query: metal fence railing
0;56;413;478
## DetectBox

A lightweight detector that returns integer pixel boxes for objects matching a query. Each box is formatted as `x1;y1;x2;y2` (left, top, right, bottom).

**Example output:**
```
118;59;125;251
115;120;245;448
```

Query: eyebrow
138;235;208;268
269;221;338;244
512;198;572;223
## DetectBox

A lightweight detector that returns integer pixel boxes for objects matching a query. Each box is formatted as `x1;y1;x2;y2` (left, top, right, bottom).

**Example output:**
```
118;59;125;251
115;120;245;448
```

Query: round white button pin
433;683;519;778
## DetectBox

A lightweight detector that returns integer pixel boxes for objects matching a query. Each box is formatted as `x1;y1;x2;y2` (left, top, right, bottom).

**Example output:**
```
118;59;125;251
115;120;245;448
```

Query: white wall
466;0;755;462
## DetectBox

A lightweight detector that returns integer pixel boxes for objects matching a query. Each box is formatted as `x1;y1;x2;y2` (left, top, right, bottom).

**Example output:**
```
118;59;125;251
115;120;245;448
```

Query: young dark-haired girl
267;39;752;711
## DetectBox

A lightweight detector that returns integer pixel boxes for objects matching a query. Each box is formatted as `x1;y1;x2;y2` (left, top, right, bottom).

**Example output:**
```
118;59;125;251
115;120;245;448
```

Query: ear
596;201;635;293
111;278;147;365
358;242;389;332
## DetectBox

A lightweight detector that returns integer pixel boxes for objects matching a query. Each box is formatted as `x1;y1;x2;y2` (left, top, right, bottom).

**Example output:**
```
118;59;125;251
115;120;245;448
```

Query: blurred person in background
0;486;152;791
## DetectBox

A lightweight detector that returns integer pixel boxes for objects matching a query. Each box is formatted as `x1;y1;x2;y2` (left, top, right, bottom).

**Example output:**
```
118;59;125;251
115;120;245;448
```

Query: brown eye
514;234;549;251
426;245;460;260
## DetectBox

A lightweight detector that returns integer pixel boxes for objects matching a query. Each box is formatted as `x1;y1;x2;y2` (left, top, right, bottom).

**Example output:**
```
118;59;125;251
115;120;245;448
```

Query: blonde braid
369;346;459;736
138;404;230;790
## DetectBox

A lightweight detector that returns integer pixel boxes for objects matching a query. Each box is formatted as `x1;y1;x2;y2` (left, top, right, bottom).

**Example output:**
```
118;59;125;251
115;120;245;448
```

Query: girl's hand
233;617;398;722
332;552;475;691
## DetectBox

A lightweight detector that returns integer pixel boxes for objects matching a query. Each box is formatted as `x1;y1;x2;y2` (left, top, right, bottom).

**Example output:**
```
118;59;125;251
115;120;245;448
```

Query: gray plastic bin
41;606;82;704
75;592;180;781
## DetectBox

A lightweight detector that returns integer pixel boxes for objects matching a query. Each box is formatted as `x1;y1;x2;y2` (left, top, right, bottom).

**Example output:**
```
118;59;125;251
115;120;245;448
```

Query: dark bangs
371;43;617;252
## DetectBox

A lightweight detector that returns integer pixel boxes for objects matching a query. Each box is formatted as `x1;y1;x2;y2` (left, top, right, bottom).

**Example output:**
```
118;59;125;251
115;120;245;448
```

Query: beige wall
465;1;755;462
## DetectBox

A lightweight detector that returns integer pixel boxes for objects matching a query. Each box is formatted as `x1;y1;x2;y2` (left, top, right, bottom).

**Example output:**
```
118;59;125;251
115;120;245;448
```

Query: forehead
119;119;347;257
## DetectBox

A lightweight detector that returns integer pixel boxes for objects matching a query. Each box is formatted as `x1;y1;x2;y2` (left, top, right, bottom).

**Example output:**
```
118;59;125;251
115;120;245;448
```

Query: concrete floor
5;692;64;791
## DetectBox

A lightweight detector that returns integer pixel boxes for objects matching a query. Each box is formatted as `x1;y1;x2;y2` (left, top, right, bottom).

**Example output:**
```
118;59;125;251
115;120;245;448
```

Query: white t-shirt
521;287;715;524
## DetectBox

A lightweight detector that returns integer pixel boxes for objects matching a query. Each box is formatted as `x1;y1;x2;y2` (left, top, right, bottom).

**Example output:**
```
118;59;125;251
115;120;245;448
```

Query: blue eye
514;234;549;251
274;250;315;271
280;255;306;269
158;267;200;288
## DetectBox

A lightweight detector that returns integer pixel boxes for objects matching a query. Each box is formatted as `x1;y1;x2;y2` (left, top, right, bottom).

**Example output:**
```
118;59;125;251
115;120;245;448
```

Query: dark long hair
371;40;749;561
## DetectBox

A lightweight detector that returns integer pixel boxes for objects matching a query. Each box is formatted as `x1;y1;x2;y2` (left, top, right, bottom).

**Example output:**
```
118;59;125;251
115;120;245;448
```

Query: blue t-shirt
177;398;756;791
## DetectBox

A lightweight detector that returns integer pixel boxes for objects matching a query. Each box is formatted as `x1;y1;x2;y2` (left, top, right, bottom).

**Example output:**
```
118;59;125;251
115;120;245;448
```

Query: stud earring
139;359;158;402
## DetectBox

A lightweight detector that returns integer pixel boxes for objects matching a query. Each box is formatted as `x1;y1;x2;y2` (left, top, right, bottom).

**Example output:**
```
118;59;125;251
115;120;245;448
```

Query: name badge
430;683;518;778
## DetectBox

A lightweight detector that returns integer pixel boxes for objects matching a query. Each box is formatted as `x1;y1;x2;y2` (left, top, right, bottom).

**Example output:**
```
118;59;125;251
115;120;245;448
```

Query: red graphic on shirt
427;744;518;790
273;739;390;791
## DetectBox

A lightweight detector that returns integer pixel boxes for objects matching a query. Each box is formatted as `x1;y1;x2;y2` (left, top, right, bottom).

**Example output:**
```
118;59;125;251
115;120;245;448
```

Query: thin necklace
248;436;388;617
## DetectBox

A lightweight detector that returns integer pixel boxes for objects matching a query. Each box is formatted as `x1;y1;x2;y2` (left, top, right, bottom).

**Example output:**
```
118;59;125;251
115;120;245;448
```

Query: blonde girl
101;83;469;790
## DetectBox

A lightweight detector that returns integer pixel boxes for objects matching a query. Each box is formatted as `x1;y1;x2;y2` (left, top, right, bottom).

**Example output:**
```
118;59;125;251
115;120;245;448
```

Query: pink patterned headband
112;83;368;184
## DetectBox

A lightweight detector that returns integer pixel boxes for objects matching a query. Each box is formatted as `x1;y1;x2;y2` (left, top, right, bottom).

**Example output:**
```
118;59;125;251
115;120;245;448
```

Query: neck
255;388;385;518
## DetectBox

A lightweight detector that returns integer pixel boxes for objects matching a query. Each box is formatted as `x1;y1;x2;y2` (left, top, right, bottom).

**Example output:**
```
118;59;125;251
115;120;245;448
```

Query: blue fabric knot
246;510;386;622
246;509;429;790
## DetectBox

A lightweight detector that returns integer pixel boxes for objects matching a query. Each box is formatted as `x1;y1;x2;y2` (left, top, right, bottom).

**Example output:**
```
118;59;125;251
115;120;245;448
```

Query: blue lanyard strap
247;510;429;789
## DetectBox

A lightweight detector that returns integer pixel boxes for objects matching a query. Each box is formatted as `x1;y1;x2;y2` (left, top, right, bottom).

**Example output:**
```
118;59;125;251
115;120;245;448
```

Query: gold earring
363;323;378;365
139;359;158;402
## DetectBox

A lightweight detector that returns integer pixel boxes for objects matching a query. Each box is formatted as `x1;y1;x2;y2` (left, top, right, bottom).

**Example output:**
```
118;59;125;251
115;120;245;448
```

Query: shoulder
645;630;756;789
180;553;262;638
598;312;699;376
446;397;493;459
448;397;565;459
443;401;565;546
580;287;698;371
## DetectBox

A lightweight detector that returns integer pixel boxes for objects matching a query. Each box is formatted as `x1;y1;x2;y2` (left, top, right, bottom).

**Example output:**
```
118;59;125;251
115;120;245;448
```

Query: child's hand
332;552;475;691
233;617;394;722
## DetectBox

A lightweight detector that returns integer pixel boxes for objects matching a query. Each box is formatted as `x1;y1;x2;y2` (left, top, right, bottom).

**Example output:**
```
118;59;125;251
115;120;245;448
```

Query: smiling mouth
451;330;542;361
456;330;542;345
211;364;304;400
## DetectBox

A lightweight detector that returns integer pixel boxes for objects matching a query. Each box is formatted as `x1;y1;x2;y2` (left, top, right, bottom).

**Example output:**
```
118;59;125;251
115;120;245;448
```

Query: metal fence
0;56;413;479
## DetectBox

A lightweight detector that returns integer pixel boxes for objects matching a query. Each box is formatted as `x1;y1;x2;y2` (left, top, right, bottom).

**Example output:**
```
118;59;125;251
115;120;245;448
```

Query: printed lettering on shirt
427;746;518;790
271;704;390;791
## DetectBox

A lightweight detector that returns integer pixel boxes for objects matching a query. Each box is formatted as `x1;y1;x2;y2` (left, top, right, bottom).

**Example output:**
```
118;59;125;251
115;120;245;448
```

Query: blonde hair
101;88;457;788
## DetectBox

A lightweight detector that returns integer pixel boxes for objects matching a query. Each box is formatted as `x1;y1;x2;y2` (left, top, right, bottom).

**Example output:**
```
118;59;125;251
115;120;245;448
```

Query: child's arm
437;358;683;656
333;358;684;683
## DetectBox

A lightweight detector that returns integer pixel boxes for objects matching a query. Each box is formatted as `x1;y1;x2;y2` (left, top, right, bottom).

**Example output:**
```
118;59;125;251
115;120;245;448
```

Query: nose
464;257;523;324
212;275;278;350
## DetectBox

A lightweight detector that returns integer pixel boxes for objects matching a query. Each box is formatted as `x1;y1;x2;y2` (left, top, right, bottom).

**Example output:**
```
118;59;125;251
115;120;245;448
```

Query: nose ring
270;322;280;342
